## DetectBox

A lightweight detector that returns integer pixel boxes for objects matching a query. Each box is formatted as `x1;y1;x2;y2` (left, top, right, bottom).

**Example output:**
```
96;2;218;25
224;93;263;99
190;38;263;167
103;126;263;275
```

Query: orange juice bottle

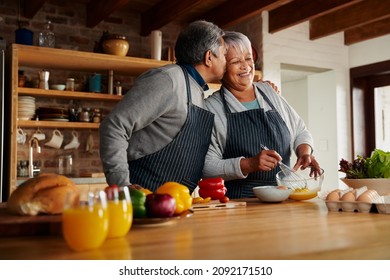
106;186;133;238
62;191;109;251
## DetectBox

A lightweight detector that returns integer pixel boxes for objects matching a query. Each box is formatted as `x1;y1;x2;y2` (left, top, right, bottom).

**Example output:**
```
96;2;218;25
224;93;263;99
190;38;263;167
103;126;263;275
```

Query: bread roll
7;173;79;216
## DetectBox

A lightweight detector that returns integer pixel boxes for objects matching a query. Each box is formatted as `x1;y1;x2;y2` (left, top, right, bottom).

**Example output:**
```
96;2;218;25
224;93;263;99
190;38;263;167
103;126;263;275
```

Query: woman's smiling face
222;43;255;93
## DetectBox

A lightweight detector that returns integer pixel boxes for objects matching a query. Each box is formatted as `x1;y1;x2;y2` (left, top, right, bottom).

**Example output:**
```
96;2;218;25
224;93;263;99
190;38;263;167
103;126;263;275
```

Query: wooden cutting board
0;203;62;237
191;200;247;211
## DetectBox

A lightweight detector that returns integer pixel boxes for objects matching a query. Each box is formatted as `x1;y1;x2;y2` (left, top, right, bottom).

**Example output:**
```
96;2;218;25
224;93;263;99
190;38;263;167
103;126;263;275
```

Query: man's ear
204;50;213;67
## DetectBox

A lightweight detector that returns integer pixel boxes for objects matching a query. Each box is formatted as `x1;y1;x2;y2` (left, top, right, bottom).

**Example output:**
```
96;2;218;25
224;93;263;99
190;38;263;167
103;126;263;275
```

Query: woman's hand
240;149;282;175
293;154;322;177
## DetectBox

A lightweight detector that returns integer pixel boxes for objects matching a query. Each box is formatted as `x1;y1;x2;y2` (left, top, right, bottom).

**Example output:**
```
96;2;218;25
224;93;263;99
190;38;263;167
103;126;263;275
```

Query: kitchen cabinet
7;44;171;196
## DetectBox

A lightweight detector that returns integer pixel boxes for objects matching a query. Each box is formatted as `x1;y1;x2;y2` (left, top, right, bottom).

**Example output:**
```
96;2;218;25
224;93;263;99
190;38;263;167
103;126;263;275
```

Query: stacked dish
36;107;69;121
18;96;36;120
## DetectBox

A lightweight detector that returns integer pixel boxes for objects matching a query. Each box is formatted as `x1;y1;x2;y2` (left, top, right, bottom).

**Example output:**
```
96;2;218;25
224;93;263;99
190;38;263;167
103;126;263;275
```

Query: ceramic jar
102;34;129;56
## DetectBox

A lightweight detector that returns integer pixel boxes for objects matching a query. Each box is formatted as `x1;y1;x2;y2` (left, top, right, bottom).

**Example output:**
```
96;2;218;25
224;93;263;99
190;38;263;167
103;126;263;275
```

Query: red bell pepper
198;178;226;200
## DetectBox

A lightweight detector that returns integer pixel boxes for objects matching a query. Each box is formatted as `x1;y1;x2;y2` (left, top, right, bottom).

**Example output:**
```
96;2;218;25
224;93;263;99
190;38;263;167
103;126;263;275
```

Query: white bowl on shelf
50;84;66;91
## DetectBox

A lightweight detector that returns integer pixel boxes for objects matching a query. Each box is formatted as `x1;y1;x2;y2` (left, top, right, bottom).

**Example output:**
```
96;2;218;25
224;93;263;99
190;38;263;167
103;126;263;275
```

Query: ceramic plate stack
36;107;69;121
18;96;36;120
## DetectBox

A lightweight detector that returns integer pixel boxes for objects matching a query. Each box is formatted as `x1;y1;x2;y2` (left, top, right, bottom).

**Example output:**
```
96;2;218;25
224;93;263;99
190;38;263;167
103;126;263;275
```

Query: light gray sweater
100;64;206;186
202;82;314;180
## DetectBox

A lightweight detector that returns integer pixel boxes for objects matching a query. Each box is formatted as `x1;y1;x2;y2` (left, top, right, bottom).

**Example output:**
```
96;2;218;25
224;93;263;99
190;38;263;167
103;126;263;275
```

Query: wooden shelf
15;44;173;75
17;120;100;129
18;87;122;101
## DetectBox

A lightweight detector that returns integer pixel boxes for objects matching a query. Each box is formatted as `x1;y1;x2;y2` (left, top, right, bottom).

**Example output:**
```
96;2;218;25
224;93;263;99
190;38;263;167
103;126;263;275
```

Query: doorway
350;60;390;157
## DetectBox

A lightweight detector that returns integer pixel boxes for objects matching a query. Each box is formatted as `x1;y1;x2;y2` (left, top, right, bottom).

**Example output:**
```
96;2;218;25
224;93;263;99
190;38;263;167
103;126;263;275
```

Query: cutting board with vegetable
0;203;61;237
191;200;246;211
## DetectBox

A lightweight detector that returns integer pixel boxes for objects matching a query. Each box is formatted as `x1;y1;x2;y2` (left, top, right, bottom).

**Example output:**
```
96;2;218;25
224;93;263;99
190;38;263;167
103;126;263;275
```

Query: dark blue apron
221;86;291;198
128;66;214;192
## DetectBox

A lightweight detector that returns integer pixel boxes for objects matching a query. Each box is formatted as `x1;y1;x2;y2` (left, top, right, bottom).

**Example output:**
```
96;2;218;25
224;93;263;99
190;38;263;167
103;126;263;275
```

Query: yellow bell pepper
156;182;192;214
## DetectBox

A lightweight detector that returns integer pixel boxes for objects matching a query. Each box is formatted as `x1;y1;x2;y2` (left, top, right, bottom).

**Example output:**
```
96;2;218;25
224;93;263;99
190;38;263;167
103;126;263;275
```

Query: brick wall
0;0;181;56
1;0;262;178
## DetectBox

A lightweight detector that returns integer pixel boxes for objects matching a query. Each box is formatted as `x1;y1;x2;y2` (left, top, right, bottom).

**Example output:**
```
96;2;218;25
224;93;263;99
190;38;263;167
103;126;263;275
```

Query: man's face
211;39;227;81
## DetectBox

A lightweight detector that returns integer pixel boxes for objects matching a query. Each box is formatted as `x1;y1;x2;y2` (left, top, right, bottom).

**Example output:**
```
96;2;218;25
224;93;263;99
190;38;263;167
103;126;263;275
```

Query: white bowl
253;186;292;203
50;84;66;91
340;178;390;196
276;168;324;200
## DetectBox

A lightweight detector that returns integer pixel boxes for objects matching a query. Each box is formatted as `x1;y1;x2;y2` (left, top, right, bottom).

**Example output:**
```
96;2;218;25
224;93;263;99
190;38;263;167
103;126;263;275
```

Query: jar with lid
115;81;122;96
58;155;73;176
79;108;91;122
66;78;75;91
92;108;102;123
18;70;26;87
38;21;55;48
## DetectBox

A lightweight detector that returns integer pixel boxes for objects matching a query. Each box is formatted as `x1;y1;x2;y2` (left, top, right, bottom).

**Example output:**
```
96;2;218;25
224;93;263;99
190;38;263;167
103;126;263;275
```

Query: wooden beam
140;0;203;36
269;0;362;33
310;0;390;40
345;17;390;45
86;0;129;28
22;0;46;19
201;0;289;28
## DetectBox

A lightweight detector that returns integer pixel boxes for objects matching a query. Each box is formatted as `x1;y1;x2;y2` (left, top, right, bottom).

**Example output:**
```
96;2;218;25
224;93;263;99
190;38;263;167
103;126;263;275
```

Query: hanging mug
16;128;27;144
64;131;80;150
32;128;46;141
45;129;64;149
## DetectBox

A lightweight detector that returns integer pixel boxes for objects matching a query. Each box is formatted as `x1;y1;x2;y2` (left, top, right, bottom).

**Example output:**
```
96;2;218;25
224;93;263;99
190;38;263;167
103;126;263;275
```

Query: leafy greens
339;149;390;179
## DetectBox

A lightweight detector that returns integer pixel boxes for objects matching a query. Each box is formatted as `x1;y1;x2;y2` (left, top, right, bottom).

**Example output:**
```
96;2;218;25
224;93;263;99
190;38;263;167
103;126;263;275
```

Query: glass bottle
38;21;55;48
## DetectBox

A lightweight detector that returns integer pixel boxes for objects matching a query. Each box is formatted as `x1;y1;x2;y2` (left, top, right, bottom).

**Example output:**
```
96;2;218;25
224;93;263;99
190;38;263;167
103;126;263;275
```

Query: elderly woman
202;31;321;198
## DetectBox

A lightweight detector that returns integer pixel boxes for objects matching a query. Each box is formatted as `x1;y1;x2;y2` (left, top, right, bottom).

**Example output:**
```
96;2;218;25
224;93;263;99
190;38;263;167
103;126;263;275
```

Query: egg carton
322;186;383;213
325;200;373;213
374;196;390;214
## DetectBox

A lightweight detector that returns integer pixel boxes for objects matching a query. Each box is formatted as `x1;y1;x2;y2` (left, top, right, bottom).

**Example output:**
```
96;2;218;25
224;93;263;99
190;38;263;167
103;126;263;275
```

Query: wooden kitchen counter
1;198;390;260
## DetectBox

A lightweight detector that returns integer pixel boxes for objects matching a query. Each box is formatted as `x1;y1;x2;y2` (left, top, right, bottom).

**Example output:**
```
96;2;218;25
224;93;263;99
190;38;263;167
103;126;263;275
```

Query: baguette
7;173;79;216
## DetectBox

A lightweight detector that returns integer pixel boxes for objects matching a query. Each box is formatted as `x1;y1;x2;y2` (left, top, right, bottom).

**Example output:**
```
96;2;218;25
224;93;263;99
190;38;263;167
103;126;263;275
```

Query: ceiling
23;0;390;45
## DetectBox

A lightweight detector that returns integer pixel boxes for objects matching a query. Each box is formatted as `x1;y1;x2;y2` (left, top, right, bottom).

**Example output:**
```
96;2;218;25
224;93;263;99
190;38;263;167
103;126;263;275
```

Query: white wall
282;79;308;124
307;71;339;191
349;35;390;67
261;11;350;189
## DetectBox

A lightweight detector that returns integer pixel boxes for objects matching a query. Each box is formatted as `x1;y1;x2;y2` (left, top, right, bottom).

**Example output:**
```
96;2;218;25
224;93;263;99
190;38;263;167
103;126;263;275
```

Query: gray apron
128;66;214;192
221;86;291;198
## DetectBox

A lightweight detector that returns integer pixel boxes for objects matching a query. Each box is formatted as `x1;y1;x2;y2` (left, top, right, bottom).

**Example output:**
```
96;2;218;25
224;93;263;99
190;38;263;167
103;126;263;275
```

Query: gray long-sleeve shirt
100;64;205;187
202;82;314;181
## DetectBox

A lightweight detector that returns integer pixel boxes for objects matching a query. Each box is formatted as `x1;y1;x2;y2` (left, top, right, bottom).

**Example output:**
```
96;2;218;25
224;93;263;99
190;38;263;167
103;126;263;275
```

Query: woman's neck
227;85;255;102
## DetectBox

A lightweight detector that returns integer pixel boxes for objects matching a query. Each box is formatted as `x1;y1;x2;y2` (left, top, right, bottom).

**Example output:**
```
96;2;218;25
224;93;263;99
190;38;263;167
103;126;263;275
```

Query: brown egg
341;191;356;202
326;189;341;201
357;189;379;203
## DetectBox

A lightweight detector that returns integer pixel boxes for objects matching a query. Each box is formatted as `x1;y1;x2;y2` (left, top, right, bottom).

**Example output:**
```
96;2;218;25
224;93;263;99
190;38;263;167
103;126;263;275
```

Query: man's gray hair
175;20;225;65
